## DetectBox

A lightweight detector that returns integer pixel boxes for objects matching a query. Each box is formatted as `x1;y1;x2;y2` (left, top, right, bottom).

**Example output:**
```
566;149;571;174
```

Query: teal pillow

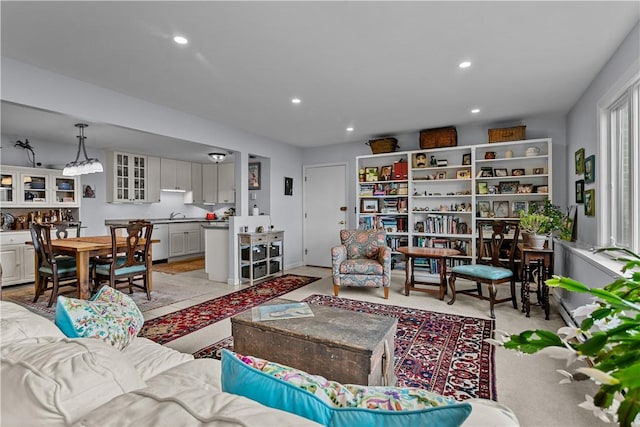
221;349;472;427
55;286;144;350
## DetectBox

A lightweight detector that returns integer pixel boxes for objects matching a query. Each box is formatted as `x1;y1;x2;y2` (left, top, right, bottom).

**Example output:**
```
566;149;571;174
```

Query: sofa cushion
55;286;144;350
339;258;384;275
1;301;65;342
73;358;321;427
221;349;472;427
340;229;387;259
1;336;146;426
122;337;194;381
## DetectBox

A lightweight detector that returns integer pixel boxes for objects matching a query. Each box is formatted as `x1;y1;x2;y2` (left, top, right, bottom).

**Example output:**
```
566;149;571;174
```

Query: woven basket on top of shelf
488;125;526;143
366;137;399;154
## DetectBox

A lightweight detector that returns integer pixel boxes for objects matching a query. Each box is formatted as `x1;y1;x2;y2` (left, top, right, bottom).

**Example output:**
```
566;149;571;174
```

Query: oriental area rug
193;294;497;401
138;274;320;344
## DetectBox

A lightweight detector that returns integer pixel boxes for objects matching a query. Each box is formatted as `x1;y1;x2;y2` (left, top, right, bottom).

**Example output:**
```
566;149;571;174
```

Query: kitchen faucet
169;211;186;220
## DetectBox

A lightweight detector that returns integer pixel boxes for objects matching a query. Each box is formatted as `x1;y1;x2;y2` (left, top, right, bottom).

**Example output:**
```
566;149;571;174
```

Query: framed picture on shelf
511;168;525;176
529;200;543;213
462;153;471;165
414;221;425;233
493;201;510;218
249;162;261;190
575;179;585;203
480;167;494;177
533;167;545;175
456;169;470;179
365;167;378;182
584;155;595;183
379;165;393;181
575;148;585;174
498;181;519;194
494;168;508;177
512;201;528;216
477;201;491;218
414;153;428;168
517;183;533;193
361;198;379;213
436;171;447;180
584;189;595;216
534;185;549;194
477;182;488;194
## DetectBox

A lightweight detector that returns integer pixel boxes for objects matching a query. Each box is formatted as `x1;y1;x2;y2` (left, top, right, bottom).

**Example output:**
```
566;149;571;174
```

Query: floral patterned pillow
55;286;144;350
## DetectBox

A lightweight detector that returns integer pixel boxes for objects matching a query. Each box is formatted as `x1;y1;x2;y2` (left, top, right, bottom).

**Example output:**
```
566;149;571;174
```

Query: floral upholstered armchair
331;229;392;299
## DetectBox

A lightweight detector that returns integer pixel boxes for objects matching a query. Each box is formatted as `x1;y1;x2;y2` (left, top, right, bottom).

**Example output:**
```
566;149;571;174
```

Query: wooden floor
153;257;205;274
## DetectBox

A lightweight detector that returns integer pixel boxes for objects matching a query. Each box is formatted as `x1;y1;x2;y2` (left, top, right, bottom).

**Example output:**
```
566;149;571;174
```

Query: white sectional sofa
0;301;518;426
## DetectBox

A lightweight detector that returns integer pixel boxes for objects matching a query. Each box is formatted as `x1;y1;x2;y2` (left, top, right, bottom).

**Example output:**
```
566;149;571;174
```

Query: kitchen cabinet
0;166;79;207
0;232;35;286
151;223;169;261
161;158;192;191
169;222;202;258
146;156;161;203
106;151;149;203
190;162;203;203
202;162;235;204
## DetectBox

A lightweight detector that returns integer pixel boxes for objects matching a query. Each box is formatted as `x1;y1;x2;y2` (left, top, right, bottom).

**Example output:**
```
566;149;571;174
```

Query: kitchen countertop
104;218;230;226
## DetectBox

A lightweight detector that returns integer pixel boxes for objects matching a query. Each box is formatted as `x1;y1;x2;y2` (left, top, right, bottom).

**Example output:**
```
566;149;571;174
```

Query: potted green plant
517;200;566;249
488;248;640;426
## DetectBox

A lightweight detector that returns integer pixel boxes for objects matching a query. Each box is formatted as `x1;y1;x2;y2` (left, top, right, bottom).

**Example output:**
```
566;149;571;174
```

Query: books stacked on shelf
387;236;408;251
380;216;408;233
359;184;375;197
358;215;377;230
380;198;398;213
423;214;465;234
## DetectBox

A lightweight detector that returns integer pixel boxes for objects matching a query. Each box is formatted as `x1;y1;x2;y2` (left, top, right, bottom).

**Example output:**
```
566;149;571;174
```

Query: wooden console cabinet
238;230;284;285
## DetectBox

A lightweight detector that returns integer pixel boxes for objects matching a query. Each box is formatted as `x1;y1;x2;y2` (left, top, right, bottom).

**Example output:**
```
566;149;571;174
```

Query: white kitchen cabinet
151;223;169;261
106;151;149;203
0;166;79;207
146;156;161;203
202;164;218;204
202;162;235;204
168;222;202;258
161;158;192;191
217;162;235;203
190;162;203;204
0;232;35;287
0;170;17;206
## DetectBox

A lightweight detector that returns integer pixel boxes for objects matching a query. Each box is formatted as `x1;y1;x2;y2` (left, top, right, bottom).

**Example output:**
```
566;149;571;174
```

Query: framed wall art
584;155;595;183
493;201;510;218
575;148;585;174
477;201;491;218
249;162;261;190
462;153;471;165
493;168;508;177
361;198;379;213
584;189;595;216
498;181;519;194
284;177;293;196
379;165;393;181
575;179;584;203
364;167;378;182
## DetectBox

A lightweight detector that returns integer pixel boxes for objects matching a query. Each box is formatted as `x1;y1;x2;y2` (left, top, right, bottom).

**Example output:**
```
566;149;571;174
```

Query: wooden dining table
29;235;157;300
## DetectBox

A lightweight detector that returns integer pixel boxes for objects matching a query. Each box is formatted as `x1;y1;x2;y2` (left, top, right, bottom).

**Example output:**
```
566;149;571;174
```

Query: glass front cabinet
106;151;148;203
0;166;79;208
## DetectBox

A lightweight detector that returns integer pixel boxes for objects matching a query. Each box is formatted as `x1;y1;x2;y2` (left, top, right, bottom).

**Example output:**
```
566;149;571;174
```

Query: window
600;77;639;252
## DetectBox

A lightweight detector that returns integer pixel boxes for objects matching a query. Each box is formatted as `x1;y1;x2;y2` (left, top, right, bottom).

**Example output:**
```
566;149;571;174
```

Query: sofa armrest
462;399;519;426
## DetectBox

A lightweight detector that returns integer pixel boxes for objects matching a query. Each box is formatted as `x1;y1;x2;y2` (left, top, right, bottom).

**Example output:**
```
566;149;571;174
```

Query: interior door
304;164;348;267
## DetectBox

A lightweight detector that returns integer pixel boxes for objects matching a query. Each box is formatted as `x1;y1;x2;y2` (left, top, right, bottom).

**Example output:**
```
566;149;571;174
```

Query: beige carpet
153;257;205;274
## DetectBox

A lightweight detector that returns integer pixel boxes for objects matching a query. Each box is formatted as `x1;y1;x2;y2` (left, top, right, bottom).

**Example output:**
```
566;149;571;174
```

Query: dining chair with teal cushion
30;223;78;307
447;220;520;318
53;221;82;239
92;222;153;300
331;229;392;299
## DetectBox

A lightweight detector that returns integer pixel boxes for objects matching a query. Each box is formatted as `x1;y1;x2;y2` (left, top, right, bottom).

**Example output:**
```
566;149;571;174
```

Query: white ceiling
1;1;639;157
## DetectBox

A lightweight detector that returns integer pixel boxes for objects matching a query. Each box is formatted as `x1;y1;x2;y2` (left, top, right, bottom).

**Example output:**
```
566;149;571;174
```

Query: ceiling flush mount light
471;108;480;114
459;61;472;69
346;127;354;132
173;35;188;45
208;152;226;163
291;98;301;104
62;124;104;176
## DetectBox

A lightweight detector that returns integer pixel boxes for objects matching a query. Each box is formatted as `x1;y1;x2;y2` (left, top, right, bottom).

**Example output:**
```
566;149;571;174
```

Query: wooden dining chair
447;220;520;318
53;221;82;239
92;222;153;299
30;223;78;307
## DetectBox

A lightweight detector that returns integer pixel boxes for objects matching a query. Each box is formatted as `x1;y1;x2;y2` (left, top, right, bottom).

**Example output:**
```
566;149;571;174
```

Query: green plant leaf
578;333;608;356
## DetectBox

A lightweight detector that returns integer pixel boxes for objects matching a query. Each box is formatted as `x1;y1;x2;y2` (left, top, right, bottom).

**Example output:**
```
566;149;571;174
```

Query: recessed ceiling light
291;98;301;104
173;36;188;45
346;127;354;132
471;108;480;114
459;61;472;69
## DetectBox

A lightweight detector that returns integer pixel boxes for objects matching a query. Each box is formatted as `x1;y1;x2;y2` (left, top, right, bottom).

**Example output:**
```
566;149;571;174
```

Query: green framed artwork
575;148;585;175
584;155;595;183
575;179;584;203
584;189;595;216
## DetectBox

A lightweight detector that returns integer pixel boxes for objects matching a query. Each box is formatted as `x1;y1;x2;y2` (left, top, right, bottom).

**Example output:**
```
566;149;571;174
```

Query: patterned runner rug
138;274;320;344
193;294;496;401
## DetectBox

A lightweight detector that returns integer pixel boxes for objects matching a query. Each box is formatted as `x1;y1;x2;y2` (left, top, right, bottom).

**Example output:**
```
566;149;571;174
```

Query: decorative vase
530;234;547;249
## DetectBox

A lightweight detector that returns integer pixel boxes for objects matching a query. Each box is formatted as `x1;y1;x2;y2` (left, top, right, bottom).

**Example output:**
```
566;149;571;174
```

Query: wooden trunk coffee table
397;246;461;300
231;298;397;386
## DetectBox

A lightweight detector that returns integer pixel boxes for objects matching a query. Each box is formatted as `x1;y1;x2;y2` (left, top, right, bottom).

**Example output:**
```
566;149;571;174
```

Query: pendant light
62;123;104;176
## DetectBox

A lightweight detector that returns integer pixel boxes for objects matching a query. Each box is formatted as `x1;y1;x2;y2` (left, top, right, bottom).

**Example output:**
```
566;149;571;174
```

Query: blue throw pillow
55;286;144;350
221;349;472;427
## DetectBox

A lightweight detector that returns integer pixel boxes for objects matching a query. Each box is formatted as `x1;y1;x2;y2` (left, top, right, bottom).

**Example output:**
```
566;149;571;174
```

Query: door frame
302;161;350;266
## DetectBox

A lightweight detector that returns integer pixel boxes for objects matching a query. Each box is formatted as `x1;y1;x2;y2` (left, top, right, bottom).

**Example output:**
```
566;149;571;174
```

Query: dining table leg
76;252;91;300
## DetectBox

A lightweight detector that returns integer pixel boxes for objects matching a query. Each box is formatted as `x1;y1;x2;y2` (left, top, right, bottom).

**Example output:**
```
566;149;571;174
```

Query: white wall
565;22;639;247
1;58;305;269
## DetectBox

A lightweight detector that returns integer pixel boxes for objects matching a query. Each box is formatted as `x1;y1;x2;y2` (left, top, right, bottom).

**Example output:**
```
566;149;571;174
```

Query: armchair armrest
331;245;347;279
